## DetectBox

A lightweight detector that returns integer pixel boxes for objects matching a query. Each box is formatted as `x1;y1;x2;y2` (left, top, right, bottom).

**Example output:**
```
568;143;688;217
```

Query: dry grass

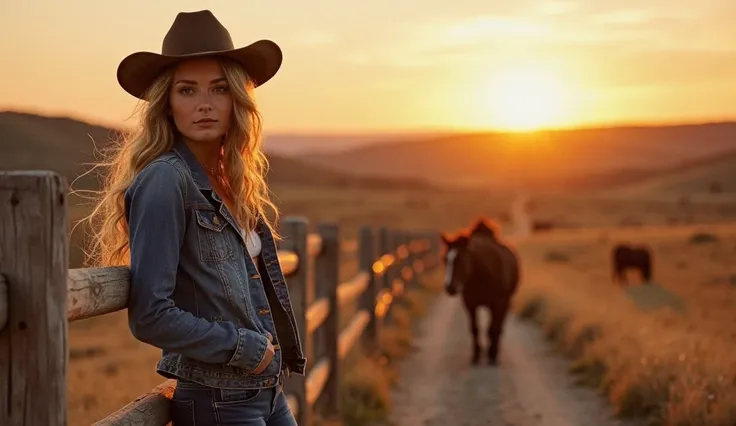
514;221;736;425
527;192;736;230
336;269;445;426
66;185;480;425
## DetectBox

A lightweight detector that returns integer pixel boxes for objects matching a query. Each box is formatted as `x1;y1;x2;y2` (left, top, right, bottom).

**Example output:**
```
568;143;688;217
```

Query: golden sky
1;0;734;132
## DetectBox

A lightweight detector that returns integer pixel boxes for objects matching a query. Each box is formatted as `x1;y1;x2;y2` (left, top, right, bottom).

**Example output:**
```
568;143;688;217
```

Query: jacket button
212;216;220;226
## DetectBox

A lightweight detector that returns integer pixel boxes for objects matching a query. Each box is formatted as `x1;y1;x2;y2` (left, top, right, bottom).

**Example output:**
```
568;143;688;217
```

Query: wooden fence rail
0;171;441;426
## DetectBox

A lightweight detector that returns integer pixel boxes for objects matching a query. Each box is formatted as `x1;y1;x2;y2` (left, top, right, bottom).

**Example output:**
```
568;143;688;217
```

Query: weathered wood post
0;171;69;426
279;217;310;425
314;223;340;419
358;226;379;352
0;275;7;333
376;227;394;323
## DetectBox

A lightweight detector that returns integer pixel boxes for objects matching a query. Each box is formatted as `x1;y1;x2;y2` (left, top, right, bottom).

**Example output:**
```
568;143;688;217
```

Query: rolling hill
0;111;434;192
595;149;736;198
300;122;736;191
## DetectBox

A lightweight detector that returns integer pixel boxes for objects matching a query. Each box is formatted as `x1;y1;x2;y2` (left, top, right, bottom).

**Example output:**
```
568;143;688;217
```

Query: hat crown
161;10;235;56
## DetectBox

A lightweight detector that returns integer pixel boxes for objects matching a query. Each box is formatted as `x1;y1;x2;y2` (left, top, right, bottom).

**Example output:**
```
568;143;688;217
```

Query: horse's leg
488;300;510;365
620;266;629;286
466;303;481;365
641;264;650;284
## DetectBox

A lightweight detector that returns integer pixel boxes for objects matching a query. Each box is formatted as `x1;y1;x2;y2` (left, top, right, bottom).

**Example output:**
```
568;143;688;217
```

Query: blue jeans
170;379;298;426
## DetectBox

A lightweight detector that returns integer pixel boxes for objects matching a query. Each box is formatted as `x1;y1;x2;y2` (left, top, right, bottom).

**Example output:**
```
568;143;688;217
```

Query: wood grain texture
0;275;7;332
67;266;129;322
0;171;68;426
66;247;303;323
92;379;175;426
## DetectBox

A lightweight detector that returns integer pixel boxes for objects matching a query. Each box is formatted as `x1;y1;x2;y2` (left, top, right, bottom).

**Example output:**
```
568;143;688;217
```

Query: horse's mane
442;216;505;252
470;216;502;239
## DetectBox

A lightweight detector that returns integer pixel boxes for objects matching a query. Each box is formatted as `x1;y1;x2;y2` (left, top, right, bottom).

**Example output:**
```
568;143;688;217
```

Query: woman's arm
124;160;270;372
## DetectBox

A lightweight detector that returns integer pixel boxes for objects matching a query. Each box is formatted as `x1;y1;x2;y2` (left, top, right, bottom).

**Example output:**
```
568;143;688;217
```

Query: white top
243;228;262;270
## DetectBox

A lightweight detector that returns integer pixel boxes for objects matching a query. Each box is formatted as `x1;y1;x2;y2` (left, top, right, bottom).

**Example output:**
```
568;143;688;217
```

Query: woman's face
169;58;233;144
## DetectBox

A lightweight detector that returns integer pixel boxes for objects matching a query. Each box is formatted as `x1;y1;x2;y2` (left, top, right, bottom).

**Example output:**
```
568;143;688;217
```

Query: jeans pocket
215;389;267;424
169;399;196;426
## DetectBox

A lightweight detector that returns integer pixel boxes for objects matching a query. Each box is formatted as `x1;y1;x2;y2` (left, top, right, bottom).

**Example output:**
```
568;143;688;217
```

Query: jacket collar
172;138;213;191
170;136;269;233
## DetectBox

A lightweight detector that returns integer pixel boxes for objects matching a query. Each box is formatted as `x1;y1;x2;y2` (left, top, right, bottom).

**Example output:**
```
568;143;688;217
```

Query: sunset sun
483;67;569;132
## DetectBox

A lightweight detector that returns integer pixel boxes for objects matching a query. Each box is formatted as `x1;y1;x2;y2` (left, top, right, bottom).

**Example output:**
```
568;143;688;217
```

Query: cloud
341;15;548;67
338;2;734;74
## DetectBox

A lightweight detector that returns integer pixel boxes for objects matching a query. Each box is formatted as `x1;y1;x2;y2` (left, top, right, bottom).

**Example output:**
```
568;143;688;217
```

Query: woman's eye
214;86;230;93
180;87;194;95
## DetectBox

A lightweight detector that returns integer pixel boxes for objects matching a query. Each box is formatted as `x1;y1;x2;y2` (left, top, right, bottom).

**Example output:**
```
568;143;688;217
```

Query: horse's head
441;232;472;296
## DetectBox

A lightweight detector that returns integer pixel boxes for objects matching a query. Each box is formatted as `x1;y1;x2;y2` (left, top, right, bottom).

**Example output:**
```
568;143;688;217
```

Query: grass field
526;192;736;230
66;184;505;424
513;217;736;425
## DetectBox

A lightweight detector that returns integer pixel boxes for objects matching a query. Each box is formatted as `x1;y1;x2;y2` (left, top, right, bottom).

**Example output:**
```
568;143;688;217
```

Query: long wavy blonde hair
81;57;279;267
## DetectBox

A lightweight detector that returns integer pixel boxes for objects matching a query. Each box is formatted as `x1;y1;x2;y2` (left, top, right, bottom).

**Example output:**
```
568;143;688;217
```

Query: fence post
0;171;69;426
279;217;310;425
314;223;340;420
358;226;379;352
377;227;392;292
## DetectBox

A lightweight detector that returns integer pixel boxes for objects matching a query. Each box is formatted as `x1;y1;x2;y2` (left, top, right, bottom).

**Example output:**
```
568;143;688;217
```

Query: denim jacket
124;140;306;389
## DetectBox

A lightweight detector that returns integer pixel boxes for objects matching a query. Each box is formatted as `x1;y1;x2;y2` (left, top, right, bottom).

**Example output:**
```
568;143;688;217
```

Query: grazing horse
441;218;520;365
612;243;652;285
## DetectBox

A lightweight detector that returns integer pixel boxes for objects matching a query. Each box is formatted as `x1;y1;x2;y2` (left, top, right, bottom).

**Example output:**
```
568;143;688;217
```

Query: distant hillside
0;111;434;192
300;122;736;190
262;132;445;156
593;149;736;197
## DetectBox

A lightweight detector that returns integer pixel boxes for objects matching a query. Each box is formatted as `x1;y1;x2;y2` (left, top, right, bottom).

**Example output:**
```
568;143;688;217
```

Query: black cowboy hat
117;9;282;100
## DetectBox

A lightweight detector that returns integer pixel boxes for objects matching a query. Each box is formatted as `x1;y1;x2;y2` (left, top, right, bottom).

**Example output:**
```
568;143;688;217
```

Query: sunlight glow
482;67;570;132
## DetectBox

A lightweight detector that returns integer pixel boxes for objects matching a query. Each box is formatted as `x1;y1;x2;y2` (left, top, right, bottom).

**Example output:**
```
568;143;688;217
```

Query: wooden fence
0;171;441;426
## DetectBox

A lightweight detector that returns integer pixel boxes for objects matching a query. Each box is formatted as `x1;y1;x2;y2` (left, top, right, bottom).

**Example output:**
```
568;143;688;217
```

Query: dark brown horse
612;243;653;285
441;217;520;365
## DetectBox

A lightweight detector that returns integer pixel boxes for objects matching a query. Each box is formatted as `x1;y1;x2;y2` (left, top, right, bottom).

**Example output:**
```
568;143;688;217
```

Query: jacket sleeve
124;160;269;372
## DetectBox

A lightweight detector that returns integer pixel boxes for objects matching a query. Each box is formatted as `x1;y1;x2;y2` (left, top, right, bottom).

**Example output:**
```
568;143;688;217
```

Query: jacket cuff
227;328;269;372
286;357;307;376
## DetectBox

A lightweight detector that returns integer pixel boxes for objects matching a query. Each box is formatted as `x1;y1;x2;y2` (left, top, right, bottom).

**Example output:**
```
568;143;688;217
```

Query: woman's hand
252;332;275;374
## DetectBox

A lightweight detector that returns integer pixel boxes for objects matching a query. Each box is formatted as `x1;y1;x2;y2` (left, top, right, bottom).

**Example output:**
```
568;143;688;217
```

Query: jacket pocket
194;209;234;263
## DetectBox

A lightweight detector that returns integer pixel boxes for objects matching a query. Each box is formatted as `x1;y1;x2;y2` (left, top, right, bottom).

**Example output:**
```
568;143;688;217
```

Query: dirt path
387;195;644;425
388;278;641;426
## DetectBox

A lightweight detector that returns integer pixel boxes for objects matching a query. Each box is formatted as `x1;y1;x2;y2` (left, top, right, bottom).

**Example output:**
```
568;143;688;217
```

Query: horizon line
3;106;736;137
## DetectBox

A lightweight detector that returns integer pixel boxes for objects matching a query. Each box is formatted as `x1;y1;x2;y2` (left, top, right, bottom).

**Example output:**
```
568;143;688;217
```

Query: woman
84;10;305;425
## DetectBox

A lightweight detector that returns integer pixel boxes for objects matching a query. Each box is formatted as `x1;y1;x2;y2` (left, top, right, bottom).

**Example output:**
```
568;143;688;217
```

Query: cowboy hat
117;10;282;100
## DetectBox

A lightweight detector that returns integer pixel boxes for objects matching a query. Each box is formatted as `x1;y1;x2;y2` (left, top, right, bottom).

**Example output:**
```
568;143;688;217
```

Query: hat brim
116;39;282;100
